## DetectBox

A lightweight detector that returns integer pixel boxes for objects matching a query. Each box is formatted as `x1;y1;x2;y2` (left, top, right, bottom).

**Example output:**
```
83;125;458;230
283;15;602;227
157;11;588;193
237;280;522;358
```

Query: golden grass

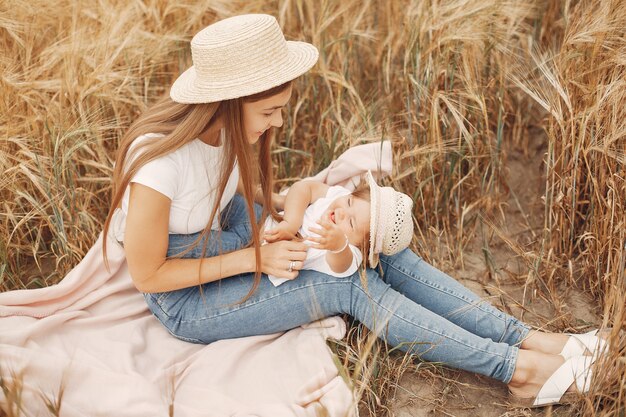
1;0;624;415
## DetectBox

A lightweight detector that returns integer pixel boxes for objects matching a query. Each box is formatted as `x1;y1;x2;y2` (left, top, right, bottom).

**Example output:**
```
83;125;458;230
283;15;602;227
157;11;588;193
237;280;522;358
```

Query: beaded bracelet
330;235;349;254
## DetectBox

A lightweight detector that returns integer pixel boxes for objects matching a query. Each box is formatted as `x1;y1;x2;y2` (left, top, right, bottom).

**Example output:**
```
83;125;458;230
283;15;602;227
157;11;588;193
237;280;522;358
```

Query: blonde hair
102;82;291;303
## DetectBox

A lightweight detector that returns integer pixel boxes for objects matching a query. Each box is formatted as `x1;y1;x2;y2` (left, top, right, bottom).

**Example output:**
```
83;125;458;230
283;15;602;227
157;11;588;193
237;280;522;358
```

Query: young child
264;171;414;286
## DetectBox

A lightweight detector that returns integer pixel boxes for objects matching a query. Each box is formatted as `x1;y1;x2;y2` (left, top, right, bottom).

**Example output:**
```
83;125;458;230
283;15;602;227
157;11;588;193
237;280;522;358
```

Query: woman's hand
259;240;308;279
307;217;348;252
272;192;286;211
264;220;298;243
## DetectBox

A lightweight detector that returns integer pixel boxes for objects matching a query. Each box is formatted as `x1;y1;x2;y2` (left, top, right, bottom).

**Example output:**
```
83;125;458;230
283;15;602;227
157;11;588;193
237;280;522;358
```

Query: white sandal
510;354;596;408
560;329;610;360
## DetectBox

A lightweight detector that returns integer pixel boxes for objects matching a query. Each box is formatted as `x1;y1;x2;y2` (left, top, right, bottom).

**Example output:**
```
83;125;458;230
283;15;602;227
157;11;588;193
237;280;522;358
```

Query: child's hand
264;220;298;243
307;216;348;252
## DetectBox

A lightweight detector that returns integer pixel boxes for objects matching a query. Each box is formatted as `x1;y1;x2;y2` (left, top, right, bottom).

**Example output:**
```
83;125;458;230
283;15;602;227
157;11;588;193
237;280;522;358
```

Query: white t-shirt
264;185;363;285
110;131;239;242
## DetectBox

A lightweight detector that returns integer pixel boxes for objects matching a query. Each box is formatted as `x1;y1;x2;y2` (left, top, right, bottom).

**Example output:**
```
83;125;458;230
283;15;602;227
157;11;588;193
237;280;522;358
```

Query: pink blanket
0;141;391;416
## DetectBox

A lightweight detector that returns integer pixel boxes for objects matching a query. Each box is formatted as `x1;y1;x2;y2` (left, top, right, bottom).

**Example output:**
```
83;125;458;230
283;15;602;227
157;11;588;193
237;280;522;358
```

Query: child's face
323;195;370;247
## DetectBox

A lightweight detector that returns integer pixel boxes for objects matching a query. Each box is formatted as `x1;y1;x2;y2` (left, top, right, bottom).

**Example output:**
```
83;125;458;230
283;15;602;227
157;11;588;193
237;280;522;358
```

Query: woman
102;14;605;408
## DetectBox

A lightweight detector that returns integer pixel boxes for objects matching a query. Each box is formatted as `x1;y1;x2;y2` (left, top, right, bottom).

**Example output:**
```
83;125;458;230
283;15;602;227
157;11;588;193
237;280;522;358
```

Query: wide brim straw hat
170;14;319;103
367;171;414;268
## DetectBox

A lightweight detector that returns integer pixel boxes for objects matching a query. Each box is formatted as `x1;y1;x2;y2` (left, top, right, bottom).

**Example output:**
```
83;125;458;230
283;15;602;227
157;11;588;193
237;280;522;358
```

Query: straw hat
170;14;319;103
366;171;414;268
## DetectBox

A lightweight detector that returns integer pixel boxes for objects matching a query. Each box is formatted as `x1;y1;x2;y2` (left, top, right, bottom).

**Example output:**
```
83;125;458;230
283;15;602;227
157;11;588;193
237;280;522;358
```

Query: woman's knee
379;248;423;276
347;269;405;320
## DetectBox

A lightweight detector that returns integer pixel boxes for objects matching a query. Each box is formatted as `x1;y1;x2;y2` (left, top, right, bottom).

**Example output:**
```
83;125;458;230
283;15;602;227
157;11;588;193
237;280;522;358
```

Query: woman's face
324;195;371;247
242;84;293;144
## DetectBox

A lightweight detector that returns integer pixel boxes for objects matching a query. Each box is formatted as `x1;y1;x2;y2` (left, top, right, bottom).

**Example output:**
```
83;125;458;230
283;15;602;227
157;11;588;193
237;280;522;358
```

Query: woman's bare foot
506;348;600;409
520;329;612;356
507;349;573;399
520;331;569;355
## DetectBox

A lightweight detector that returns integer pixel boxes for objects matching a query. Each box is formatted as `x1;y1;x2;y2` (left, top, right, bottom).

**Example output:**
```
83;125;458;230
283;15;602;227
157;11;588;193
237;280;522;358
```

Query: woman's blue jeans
143;194;531;384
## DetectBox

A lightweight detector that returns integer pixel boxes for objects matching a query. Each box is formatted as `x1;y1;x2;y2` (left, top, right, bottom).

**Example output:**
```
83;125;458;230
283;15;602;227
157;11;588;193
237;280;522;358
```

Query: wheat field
1;0;624;416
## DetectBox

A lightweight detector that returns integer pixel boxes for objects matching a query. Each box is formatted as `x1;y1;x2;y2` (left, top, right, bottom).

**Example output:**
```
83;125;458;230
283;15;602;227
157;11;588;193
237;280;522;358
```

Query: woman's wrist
243;246;259;273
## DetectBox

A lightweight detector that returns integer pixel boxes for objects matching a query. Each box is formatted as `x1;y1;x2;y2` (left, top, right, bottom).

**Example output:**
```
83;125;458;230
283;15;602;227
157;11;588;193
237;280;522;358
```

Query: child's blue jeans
143;194;530;384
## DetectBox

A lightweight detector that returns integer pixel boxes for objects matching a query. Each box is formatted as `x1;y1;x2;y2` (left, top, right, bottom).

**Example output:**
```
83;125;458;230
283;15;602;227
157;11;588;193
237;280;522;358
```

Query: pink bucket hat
366;171;414;268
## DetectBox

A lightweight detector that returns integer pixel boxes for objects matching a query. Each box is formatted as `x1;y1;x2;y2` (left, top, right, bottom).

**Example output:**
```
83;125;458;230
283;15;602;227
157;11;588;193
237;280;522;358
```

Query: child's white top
265;185;363;286
111;131;239;242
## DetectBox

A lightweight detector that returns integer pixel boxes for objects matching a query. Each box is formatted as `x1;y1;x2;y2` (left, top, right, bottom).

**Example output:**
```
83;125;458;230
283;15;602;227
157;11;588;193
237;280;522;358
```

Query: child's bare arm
325;240;352;273
307;218;353;274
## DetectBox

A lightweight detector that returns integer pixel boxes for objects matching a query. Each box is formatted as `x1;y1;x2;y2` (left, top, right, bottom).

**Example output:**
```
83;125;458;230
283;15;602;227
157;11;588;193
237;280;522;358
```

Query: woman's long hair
102;82;291;303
